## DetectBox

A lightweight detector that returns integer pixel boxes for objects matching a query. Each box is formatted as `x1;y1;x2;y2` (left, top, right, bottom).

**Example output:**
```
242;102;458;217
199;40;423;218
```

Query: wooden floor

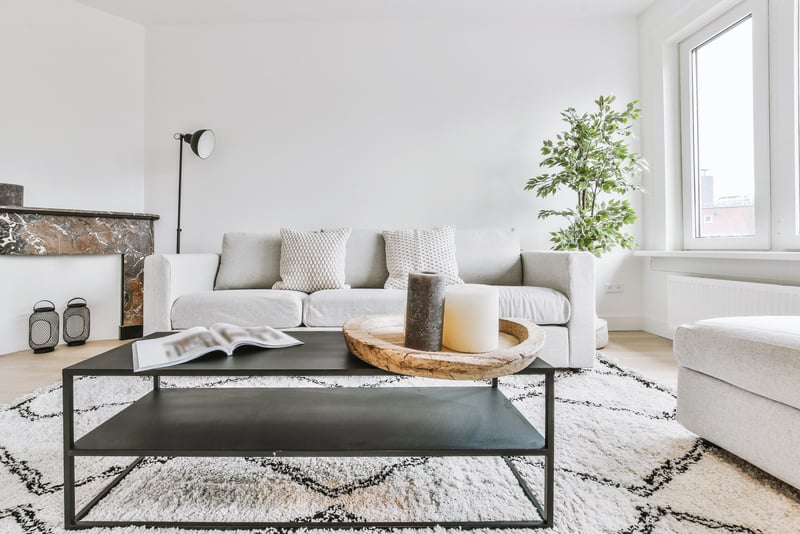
602;331;677;388
0;339;128;404
0;332;676;405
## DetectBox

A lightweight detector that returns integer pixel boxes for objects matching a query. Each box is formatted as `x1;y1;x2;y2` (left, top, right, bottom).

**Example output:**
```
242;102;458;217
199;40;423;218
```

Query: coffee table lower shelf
65;386;554;530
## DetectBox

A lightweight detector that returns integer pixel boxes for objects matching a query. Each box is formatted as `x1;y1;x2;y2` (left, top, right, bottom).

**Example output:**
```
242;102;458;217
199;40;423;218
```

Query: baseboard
641;316;674;340
600;315;643;331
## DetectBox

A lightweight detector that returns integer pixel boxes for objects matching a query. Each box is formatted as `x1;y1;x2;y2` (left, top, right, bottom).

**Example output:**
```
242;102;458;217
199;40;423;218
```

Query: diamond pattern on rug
0;504;50;534
246;456;431;498
80;455;536;524
1;353;799;533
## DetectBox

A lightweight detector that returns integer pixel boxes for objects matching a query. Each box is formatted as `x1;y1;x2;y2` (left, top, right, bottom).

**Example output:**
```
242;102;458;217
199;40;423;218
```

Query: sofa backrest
214;227;522;290
345;229;389;288
455;228;522;286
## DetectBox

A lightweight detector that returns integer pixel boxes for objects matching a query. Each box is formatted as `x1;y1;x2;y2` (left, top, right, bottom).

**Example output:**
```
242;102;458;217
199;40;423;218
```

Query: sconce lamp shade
185;129;215;159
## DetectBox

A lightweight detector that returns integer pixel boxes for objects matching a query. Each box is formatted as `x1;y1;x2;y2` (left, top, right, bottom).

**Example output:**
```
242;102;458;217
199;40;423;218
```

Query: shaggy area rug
1;354;798;534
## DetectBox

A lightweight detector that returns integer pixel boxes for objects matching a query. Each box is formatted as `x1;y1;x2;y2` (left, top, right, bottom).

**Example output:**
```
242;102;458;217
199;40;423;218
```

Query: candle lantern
29;300;59;353
0;183;24;206
63;297;90;345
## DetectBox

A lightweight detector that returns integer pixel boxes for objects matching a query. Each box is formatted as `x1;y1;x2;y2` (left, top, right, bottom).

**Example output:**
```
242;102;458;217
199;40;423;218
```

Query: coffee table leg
544;370;554;527
63;374;76;529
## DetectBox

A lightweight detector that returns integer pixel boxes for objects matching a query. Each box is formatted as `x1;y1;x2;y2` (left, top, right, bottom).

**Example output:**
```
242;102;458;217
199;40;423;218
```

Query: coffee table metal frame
63;331;555;530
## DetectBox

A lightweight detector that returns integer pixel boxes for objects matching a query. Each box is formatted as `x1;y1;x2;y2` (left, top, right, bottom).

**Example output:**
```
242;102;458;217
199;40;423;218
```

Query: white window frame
679;0;771;250
770;0;800;250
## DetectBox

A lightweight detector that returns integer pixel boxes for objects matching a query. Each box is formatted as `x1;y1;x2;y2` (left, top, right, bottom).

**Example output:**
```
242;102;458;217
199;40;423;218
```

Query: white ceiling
74;0;658;26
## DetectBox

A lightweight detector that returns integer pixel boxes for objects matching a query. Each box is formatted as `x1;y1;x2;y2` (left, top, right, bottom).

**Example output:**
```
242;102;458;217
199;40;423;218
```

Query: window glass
691;17;755;238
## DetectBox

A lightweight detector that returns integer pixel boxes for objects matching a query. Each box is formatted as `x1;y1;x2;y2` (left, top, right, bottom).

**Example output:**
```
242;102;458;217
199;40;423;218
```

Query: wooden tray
342;314;545;380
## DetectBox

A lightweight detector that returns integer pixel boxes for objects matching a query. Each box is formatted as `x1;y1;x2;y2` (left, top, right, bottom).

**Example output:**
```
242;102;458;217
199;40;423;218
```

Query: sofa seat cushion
498;286;570;325
304;286;570;328
172;290;306;329
674;316;800;411
304;289;407;327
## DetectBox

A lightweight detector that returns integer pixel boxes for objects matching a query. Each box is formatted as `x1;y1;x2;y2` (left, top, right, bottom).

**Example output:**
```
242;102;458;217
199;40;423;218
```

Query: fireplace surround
0;206;159;339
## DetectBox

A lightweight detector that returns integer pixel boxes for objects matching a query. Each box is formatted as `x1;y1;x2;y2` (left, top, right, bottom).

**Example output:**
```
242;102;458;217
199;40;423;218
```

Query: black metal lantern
29;300;59;353
63;297;90;345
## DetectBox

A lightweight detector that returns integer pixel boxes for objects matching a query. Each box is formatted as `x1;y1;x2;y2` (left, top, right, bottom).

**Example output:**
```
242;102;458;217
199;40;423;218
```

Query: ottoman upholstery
674;316;800;489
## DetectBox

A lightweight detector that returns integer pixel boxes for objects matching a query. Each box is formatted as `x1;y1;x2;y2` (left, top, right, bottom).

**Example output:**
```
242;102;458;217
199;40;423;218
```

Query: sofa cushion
302;286;569;328
273;227;352;292
456;228;522;286
304;288;407;327
674;316;800;411
214;233;281;290
498;286;571;325
172;289;305;329
345;229;388;289
382;225;463;289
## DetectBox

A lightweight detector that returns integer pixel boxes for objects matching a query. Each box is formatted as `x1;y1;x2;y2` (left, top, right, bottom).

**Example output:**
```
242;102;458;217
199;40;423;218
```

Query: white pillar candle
442;284;499;353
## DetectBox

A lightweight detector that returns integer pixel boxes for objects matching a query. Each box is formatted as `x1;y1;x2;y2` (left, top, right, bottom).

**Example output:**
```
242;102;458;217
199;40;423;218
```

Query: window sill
634;250;800;261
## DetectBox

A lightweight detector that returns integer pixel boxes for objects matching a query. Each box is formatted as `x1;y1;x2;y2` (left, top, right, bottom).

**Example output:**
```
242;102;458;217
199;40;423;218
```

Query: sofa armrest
143;253;220;335
521;250;595;368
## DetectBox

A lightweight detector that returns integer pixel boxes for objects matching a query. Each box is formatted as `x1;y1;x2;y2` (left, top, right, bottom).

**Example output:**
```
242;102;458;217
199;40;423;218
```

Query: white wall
144;16;644;327
0;0;145;212
0;0;145;354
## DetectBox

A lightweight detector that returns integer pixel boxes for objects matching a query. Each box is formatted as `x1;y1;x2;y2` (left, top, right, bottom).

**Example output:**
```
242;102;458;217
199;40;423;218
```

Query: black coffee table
63;330;555;530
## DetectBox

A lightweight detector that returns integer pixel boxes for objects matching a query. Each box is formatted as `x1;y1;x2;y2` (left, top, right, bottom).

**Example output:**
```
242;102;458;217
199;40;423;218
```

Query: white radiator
667;275;800;330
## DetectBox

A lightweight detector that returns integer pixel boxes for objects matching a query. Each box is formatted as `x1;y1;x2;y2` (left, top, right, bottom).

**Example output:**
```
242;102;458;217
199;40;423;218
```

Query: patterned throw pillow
272;228;352;292
382;225;464;289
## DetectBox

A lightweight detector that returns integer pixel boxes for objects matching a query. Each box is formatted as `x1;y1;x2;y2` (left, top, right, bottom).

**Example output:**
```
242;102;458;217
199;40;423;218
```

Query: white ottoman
674;316;800;489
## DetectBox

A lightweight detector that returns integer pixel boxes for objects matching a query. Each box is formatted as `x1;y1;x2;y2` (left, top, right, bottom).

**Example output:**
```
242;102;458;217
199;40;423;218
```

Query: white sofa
144;228;596;368
674;316;800;489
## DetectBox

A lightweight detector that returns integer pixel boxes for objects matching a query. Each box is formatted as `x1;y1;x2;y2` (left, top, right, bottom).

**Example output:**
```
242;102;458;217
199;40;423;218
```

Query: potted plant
524;95;647;347
524;95;646;257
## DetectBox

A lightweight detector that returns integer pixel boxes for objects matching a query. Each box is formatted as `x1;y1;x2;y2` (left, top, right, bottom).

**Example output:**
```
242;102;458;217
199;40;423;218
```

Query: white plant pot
595;316;609;349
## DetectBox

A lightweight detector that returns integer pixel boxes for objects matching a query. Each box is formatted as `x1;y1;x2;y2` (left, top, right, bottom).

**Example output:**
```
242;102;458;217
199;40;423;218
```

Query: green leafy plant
524;95;647;257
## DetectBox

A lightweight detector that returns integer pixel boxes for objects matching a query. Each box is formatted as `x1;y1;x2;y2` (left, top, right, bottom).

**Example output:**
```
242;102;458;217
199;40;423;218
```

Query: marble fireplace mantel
0;206;160;339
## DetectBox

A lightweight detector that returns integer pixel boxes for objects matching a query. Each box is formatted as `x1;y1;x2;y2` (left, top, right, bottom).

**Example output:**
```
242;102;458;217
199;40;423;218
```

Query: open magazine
132;323;303;372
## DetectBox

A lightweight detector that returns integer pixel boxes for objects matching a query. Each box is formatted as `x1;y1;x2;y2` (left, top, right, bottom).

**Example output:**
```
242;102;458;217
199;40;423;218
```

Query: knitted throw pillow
272;228;352;292
382;225;464;289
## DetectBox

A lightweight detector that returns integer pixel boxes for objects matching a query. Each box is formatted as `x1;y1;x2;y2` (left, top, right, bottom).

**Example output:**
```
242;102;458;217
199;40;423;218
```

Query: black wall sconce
29;300;59;353
173;129;215;253
63;297;90;345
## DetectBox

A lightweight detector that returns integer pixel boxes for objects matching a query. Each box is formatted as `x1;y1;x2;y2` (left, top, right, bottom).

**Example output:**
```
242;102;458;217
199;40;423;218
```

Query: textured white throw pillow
382;225;464;289
272;228;352;292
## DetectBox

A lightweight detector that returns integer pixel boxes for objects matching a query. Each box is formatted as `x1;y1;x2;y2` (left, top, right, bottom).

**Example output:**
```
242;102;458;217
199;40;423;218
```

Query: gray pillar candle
0;183;23;206
404;271;447;352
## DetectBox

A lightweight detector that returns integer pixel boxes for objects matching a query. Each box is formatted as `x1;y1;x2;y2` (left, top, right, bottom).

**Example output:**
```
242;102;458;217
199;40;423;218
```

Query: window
679;0;770;249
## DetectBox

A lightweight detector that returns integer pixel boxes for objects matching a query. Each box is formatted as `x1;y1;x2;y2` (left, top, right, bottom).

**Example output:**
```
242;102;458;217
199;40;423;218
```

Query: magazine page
132;327;224;372
209;323;303;351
